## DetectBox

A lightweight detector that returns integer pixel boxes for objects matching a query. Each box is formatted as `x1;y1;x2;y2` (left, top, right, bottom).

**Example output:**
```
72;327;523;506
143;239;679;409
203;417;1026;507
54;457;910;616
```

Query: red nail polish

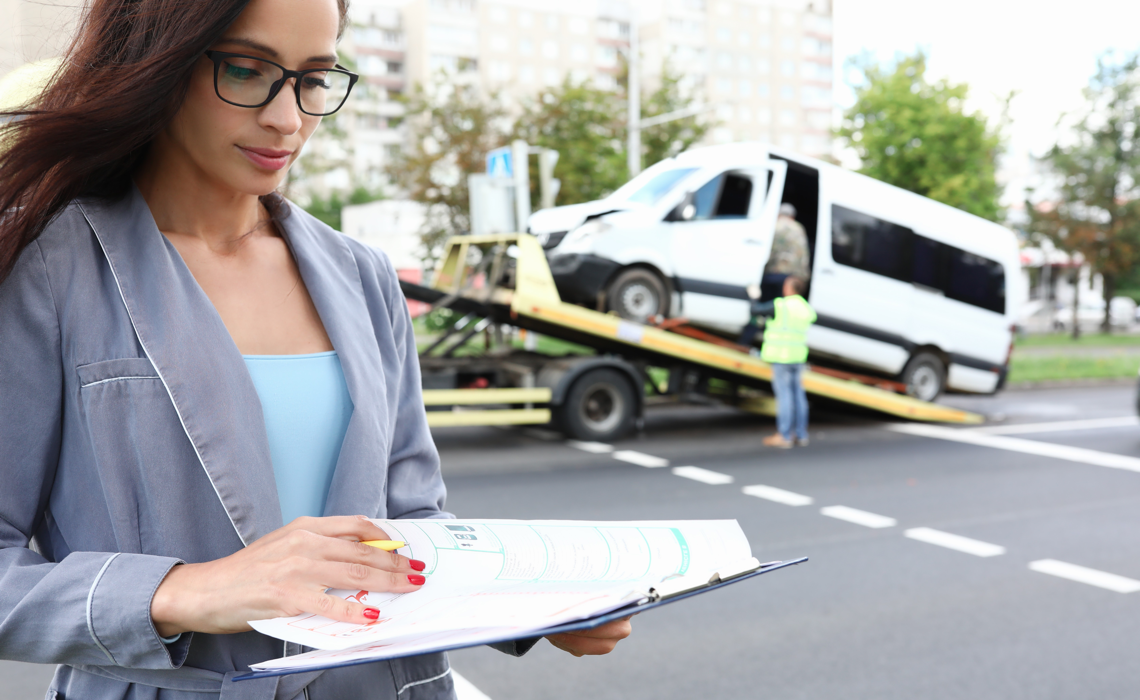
410;559;426;572
408;574;426;585
363;607;380;620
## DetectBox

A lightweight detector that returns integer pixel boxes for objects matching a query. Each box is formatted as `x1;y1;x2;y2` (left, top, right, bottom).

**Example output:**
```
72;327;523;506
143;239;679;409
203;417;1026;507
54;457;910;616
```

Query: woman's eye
302;75;330;91
223;63;260;80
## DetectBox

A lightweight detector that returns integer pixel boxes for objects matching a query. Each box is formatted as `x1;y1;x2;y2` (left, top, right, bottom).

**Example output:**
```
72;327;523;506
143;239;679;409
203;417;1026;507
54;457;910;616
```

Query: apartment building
640;0;833;157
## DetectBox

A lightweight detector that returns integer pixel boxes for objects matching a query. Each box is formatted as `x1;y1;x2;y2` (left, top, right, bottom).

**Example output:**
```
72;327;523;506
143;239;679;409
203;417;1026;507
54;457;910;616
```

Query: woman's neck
134;135;269;252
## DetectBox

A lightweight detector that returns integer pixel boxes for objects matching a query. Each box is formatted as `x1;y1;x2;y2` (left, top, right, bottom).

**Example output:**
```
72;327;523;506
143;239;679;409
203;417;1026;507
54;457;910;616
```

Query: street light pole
626;14;640;178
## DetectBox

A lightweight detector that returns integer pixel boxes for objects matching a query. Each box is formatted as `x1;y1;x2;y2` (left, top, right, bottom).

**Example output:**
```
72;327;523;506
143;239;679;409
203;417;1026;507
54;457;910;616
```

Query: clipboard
234;556;807;681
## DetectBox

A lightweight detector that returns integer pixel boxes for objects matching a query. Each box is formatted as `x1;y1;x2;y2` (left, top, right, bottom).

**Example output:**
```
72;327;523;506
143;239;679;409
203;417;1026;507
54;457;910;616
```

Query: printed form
248;519;753;672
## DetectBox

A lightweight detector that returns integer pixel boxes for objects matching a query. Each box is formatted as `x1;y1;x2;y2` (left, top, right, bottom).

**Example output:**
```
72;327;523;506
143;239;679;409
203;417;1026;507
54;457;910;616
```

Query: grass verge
1016;333;1140;348
1007;354;1140;384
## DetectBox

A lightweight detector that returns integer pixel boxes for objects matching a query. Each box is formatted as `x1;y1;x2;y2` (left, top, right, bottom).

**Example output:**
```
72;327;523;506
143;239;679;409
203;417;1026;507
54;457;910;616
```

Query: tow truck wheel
902;352;946;402
606;268;667;323
556;368;636;442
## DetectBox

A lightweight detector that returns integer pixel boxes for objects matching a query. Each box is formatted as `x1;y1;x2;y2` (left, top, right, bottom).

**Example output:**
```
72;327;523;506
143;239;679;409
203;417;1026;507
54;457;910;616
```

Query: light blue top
243;351;354;524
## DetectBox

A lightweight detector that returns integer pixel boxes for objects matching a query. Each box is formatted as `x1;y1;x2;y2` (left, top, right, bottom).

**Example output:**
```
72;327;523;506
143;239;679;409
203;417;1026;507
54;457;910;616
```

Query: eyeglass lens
216;55;351;115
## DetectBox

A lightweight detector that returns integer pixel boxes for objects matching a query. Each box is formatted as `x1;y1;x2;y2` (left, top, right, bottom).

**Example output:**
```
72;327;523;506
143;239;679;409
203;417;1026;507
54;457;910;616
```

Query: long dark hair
0;0;349;282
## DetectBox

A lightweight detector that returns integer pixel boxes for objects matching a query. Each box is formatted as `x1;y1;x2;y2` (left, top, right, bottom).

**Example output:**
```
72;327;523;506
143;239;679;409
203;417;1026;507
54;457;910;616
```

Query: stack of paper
247;519;754;674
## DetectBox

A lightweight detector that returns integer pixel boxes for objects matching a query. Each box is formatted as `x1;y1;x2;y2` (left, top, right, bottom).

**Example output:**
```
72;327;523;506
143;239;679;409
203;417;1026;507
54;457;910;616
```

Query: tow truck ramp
407;233;982;439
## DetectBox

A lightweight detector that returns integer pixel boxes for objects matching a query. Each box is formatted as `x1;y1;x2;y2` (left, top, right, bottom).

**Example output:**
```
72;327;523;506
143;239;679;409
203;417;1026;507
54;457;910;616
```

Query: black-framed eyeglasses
204;51;358;116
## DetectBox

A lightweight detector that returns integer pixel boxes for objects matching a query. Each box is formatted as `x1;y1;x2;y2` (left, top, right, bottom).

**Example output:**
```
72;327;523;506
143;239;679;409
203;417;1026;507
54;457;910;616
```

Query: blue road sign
487;147;512;177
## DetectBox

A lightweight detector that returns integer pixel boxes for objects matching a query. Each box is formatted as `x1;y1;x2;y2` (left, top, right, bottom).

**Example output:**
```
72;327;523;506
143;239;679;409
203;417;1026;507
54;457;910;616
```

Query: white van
528;142;1022;400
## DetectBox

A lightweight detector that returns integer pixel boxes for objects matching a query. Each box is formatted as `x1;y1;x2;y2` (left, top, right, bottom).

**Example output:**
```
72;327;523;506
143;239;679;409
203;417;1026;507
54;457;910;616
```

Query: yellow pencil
361;540;406;551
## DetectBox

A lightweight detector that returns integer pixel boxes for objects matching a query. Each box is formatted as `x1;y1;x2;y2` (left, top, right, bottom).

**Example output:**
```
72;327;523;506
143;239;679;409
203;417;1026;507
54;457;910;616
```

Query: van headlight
568;219;612;241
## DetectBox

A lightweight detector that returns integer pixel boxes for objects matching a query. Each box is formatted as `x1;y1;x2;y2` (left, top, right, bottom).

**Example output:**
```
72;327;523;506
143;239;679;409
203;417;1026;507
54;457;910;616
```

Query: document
247;519;757;673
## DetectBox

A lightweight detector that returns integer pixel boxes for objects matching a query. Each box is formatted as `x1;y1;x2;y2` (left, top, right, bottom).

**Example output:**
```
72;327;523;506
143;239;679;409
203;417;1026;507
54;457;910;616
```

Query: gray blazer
0;187;523;699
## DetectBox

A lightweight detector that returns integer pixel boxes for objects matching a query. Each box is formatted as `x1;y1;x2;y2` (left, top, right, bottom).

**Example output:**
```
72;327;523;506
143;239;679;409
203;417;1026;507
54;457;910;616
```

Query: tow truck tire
555;368;636;442
902;352;946;402
606;268;667;323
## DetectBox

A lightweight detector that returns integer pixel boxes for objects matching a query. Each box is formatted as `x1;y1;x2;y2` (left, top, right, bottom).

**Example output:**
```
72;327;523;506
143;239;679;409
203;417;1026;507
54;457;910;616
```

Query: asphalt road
5;385;1140;699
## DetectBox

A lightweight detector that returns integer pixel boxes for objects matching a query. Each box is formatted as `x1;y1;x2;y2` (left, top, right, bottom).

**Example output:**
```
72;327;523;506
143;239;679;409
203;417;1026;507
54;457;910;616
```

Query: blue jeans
771;362;808;441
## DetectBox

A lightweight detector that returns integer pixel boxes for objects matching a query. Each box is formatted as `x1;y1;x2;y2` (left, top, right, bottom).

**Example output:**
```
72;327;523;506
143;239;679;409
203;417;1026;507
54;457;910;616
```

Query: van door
809;204;914;374
669;161;787;333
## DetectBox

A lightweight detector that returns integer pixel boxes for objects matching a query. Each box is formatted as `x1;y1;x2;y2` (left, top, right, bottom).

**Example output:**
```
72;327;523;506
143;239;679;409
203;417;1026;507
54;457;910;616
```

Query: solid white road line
888;423;1140;473
904;527;1006;557
1029;559;1140;593
820;505;897;529
672;466;734;485
742;484;814;506
453;671;493;700
612;450;670;468
567;440;615;454
968;416;1139;435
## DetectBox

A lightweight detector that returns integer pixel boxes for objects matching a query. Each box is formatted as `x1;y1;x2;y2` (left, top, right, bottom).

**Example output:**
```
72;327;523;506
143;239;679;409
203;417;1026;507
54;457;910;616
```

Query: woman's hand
150;516;425;637
545;617;632;657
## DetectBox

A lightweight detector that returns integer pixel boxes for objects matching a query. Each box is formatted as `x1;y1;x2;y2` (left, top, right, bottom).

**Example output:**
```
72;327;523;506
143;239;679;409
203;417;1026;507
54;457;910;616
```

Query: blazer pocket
76;357;159;388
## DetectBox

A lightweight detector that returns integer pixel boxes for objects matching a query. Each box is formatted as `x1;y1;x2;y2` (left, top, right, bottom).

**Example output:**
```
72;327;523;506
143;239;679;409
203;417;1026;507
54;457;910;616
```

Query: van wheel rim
910;365;941;402
579;383;623;434
620;283;658;320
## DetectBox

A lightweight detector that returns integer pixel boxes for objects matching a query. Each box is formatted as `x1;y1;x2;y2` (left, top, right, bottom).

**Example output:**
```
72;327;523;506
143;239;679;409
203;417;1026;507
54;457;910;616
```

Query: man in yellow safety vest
753;276;816;448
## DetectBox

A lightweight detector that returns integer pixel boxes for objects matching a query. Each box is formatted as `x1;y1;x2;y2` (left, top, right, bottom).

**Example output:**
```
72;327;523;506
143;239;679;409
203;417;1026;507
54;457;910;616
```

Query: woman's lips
237;146;292;171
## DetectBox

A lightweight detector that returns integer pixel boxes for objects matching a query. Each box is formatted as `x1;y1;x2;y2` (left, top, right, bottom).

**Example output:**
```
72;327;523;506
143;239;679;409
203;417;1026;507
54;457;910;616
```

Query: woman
0;0;629;697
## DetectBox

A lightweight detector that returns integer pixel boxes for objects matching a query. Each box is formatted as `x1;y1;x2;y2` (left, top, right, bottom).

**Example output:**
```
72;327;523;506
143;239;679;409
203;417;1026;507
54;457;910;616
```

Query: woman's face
162;0;341;197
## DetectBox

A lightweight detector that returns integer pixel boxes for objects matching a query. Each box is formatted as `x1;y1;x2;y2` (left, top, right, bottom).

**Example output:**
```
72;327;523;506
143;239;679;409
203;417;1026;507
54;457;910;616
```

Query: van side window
830;204;911;281
947;249;1005;313
688;173;753;221
912;235;946;291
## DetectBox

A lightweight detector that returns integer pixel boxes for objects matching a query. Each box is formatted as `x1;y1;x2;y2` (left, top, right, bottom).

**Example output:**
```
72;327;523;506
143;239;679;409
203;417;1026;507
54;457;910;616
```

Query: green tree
837;51;1005;220
385;80;509;263
1028;51;1140;334
512;77;628;204
639;63;713;169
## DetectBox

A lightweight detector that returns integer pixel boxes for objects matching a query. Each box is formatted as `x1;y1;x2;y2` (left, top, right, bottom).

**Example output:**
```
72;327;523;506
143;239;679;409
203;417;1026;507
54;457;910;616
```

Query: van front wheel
606;269;667;323
902;352;946;402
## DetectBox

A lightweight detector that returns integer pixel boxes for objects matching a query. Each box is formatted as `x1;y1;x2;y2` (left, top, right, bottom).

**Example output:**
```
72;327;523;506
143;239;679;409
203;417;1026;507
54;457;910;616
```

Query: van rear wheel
606;269;667;323
902;352;946;402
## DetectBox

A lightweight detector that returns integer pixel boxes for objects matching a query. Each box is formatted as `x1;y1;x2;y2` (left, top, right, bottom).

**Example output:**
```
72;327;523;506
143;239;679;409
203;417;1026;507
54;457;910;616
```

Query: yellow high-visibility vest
760;295;816;364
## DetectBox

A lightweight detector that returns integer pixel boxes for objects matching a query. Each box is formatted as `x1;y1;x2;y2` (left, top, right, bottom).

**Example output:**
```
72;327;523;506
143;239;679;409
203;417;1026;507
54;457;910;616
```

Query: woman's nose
260;79;304;135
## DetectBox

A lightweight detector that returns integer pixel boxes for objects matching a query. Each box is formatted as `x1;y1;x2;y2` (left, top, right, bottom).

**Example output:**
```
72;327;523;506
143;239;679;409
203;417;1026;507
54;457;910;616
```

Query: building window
598;18;629;39
716;78;732;94
781;10;797;26
780;85;795;100
518;11;533;27
758;34;771;49
596;45;618;67
428;25;478;48
739;55;752;72
519;65;535;83
546;14;559;30
519;38;533;55
739;31;751;47
571;43;589;62
781;36;796;51
756;58;770;74
543;67;560;85
542;40;559;59
758;108;772;124
386;61;403;75
739;80;751;97
779;109;796;126
490;34;508;52
569;17;588;34
757;83;770;98
595;73;618;90
781;60;796;76
489;6;508;23
716;27;731;44
489;61;512;81
717;51;733;69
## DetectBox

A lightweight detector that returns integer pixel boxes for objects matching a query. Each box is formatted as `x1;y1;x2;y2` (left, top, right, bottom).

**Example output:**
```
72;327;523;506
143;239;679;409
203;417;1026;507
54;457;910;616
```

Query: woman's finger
306;559;427;596
555;618;633;640
546;633;620;656
284;515;394;542
317;537;422;573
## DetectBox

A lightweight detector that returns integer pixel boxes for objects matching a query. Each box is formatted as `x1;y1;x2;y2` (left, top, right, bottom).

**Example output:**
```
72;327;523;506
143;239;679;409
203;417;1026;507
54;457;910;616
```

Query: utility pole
626;13;640;178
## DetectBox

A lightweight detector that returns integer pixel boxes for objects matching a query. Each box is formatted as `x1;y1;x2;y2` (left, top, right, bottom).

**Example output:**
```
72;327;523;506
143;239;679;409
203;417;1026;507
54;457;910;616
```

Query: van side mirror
666;192;697;222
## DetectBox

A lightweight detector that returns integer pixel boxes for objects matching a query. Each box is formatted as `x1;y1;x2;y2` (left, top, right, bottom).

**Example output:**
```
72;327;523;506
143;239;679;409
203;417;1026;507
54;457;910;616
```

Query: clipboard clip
645;557;781;602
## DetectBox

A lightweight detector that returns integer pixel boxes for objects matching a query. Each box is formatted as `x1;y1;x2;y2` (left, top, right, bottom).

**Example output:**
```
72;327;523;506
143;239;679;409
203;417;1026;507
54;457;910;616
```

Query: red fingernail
363;607;380;620
410;559;426;572
408;574;426;585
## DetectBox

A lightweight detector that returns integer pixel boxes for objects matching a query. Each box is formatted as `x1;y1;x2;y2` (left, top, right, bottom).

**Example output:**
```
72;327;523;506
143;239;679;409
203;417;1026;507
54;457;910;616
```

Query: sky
831;0;1140;207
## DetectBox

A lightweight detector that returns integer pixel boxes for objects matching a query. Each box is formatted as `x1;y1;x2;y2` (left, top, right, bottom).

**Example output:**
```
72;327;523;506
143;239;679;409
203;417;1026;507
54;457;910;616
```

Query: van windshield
622;168;698;205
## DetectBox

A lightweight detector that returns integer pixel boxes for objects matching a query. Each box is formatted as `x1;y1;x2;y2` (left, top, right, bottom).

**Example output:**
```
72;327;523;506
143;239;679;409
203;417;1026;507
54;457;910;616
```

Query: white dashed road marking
968;416;1139;435
904;527;1006;557
567;440;615;454
612;450;670;468
1029;559;1140;593
453;671;492;700
742;484;814;506
888;423;1140;473
820;505;898;529
672;466;734;485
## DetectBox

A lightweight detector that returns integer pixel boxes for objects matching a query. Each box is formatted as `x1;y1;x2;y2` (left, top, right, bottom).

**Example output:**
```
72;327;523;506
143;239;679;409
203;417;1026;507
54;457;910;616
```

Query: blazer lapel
79;187;282;547
278;212;391;519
